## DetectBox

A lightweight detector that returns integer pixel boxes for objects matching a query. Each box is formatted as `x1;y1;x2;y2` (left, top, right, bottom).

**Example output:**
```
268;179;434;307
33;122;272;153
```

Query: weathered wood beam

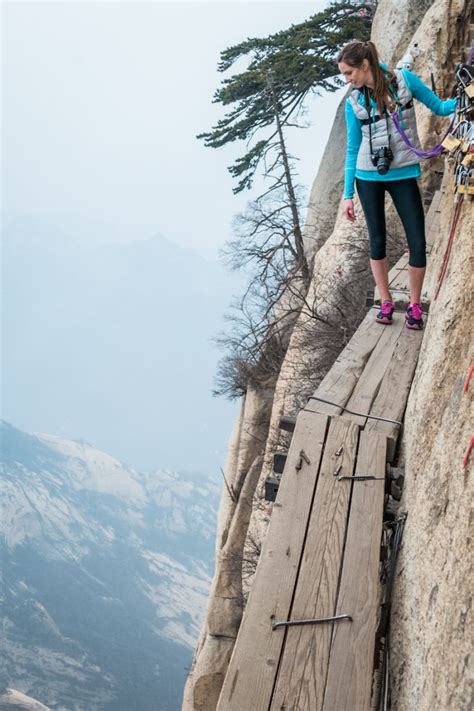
270;418;360;710
321;431;387;711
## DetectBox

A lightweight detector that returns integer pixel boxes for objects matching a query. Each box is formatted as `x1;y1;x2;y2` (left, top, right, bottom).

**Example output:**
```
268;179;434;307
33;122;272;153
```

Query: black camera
371;146;394;175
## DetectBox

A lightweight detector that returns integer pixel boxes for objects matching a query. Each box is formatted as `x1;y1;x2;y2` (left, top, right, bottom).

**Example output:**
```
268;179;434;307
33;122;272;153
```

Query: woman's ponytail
365;41;396;114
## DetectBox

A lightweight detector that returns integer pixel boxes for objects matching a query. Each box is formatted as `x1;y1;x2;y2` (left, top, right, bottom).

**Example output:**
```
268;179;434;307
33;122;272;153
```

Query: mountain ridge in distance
1;420;220;710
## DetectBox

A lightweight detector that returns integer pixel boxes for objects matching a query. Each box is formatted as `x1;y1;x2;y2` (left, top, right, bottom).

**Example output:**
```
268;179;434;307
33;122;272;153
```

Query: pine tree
203;1;374;398
198;1;373;193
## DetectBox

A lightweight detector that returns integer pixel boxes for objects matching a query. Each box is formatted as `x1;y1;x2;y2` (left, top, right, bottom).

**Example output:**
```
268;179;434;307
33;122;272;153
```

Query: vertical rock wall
390;179;473;711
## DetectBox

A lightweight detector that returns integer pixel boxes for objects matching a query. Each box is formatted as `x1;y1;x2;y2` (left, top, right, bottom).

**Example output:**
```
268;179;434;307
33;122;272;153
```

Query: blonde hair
337;40;396;116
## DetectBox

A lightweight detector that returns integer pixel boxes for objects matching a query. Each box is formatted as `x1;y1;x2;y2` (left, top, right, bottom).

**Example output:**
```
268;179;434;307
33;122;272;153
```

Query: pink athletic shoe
376;300;395;324
405;303;424;330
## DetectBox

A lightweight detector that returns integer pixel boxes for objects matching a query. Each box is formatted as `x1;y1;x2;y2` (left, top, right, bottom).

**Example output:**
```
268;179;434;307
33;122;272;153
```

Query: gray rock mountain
0;687;51;710
0;421;220;710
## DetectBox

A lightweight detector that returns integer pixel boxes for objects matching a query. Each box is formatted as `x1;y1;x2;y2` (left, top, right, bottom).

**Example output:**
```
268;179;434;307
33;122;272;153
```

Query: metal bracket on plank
383;288;410;294
337;474;386;482
272;614;352;631
308;396;403;426
295;449;311;471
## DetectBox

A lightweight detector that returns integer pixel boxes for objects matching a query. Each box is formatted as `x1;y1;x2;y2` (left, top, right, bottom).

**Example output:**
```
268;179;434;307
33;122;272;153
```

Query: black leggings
355;177;426;268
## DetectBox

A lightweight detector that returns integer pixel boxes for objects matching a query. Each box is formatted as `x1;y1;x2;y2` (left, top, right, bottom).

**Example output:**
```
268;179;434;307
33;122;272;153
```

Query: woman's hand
343;198;356;222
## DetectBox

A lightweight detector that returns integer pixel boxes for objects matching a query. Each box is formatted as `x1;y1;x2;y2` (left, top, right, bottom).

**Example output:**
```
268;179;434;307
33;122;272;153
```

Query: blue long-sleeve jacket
343;69;457;199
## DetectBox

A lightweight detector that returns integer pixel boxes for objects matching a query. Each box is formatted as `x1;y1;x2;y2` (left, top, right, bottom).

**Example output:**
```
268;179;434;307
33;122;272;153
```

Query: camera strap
364;87;392;156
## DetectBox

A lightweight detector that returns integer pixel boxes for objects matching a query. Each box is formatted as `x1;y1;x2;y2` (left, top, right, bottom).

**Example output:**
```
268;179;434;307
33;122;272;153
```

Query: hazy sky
3;1;345;256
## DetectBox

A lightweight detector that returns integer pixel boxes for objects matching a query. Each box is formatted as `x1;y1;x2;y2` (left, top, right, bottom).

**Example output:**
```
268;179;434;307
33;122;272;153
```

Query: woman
337;40;456;329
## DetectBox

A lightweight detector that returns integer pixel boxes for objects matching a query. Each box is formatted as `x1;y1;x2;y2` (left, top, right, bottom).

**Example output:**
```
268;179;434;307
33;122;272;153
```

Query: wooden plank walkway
217;251;429;710
218;426;391;711
217;411;329;711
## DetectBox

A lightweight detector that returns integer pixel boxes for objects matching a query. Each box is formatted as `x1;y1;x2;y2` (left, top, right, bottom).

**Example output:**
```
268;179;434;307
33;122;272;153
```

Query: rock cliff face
389;165;473;710
183;0;472;707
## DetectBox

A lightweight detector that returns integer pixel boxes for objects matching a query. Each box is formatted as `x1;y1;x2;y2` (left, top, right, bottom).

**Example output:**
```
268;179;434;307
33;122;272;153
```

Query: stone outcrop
182;387;274;709
371;0;437;68
183;0;472;707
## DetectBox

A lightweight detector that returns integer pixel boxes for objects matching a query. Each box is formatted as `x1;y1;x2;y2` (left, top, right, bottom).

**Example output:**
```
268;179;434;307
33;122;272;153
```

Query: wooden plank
394;252;409;270
381;261;406;292
270;419;360;711
366;323;426;461
341;317;404;427
388;264;406;283
389;270;409;291
425;190;441;233
217;411;329;711
426;212;442;247
306;310;384;417
426;223;441;252
424;190;442;237
322;431;387;711
389;263;408;278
